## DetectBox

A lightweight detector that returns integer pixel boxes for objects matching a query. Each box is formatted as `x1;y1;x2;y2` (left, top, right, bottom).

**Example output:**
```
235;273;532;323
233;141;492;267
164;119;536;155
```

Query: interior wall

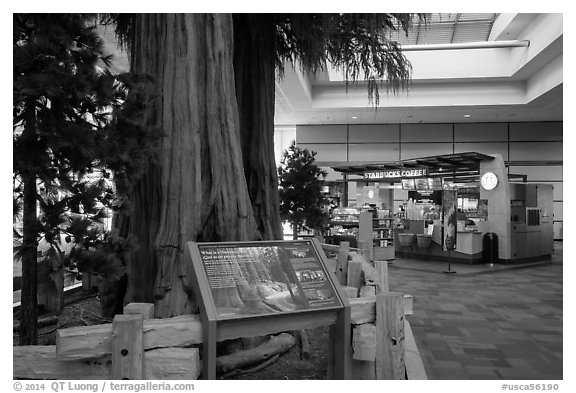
274;126;296;164
290;121;563;240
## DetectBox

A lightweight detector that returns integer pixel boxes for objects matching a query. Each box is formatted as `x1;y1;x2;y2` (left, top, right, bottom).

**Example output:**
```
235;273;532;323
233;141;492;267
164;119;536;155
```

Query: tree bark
19;173;39;345
19;105;39;344
118;14;261;317
233;15;283;241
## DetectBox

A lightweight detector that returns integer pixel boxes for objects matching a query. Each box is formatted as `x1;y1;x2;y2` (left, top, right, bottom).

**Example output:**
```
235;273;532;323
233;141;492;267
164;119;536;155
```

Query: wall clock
481;171;498;190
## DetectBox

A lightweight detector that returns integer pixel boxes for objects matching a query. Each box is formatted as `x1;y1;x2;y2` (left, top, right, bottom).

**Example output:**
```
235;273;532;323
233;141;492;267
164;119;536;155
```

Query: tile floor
388;243;563;380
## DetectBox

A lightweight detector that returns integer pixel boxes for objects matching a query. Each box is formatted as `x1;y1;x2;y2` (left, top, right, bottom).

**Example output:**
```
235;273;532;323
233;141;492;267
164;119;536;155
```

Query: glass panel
197;241;343;320
453;22;493;43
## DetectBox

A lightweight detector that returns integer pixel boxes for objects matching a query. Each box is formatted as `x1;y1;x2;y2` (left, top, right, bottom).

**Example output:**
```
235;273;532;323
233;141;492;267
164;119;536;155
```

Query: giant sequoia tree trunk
233;15;283;241
117;14;261;317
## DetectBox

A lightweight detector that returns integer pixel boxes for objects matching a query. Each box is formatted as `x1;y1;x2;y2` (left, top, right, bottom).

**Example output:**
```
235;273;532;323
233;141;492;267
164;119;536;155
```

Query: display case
327;207;361;247
358;211;395;261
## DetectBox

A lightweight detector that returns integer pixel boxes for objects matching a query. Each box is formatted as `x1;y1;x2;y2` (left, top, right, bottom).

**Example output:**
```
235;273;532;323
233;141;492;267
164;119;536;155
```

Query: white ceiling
274;13;563;126
97;14;562;127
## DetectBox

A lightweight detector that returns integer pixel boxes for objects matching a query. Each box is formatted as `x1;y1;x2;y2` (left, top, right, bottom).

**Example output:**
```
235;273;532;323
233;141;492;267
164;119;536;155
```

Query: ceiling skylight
388;13;499;45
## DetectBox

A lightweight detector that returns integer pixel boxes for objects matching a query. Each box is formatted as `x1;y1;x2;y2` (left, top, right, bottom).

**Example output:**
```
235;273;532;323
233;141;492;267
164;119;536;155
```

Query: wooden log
57;308;347;362
341;286;358;298
359;286;375;298
334;241;350;284
320;243;341;253
359;258;378;286
145;347;201;380
124;303;155;319
13;345;110;380
375;292;405;380
216;333;296;374
352;323;376;361
350;295;413;325
57;314;203;361
404;294;414;316
350;297;376;325
13;314;58;332
112;314;144;380
13;345;201;380
346;258;363;289
358;239;371;261
374;260;389;294
352;359;376;380
404;319;427;380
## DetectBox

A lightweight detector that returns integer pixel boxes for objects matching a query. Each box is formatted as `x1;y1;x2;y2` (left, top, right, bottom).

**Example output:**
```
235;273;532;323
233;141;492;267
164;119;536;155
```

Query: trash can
482;232;499;264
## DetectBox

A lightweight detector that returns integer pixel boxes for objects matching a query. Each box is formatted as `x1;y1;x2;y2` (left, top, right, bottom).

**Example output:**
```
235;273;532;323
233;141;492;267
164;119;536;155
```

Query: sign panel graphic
197;241;342;319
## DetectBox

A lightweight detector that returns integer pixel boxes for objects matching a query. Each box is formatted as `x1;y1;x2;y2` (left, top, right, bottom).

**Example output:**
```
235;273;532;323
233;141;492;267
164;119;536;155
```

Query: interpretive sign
196;241;342;319
186;239;350;380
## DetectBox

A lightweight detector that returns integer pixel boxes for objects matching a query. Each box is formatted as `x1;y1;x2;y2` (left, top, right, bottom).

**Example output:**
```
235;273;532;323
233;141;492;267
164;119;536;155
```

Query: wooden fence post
335;241;350;285
346;258;363;290
124;303;155;320
112;314;144;380
359;240;371;262
375;292;405;380
374;260;389;294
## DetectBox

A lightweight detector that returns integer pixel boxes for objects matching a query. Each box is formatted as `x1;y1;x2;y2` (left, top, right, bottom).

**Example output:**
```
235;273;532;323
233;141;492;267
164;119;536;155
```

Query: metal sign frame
185;238;351;379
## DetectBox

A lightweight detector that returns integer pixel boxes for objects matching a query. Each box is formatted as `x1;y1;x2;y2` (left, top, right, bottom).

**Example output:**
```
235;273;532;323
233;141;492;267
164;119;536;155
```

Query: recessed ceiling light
351;116;358;119
464;114;471;118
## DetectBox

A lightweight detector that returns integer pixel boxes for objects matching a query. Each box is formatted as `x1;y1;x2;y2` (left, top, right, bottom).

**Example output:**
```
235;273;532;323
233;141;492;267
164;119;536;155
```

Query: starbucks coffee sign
364;168;428;180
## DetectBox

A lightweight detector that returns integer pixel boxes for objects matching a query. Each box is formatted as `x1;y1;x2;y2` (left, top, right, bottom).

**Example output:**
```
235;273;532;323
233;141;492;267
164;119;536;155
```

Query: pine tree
278;142;329;240
13;14;160;344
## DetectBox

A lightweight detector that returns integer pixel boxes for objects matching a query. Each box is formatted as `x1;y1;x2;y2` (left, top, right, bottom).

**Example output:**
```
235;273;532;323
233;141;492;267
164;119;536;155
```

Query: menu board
196;241;342;319
401;179;415;190
428;177;442;190
414;178;429;190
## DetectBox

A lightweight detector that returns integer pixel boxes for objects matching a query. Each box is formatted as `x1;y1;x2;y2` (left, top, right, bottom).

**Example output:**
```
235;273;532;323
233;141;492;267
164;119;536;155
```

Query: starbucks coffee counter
455;230;483;255
430;220;483;256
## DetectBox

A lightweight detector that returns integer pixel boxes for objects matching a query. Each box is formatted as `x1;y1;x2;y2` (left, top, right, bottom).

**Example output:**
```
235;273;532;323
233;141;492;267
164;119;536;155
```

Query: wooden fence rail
14;242;426;380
